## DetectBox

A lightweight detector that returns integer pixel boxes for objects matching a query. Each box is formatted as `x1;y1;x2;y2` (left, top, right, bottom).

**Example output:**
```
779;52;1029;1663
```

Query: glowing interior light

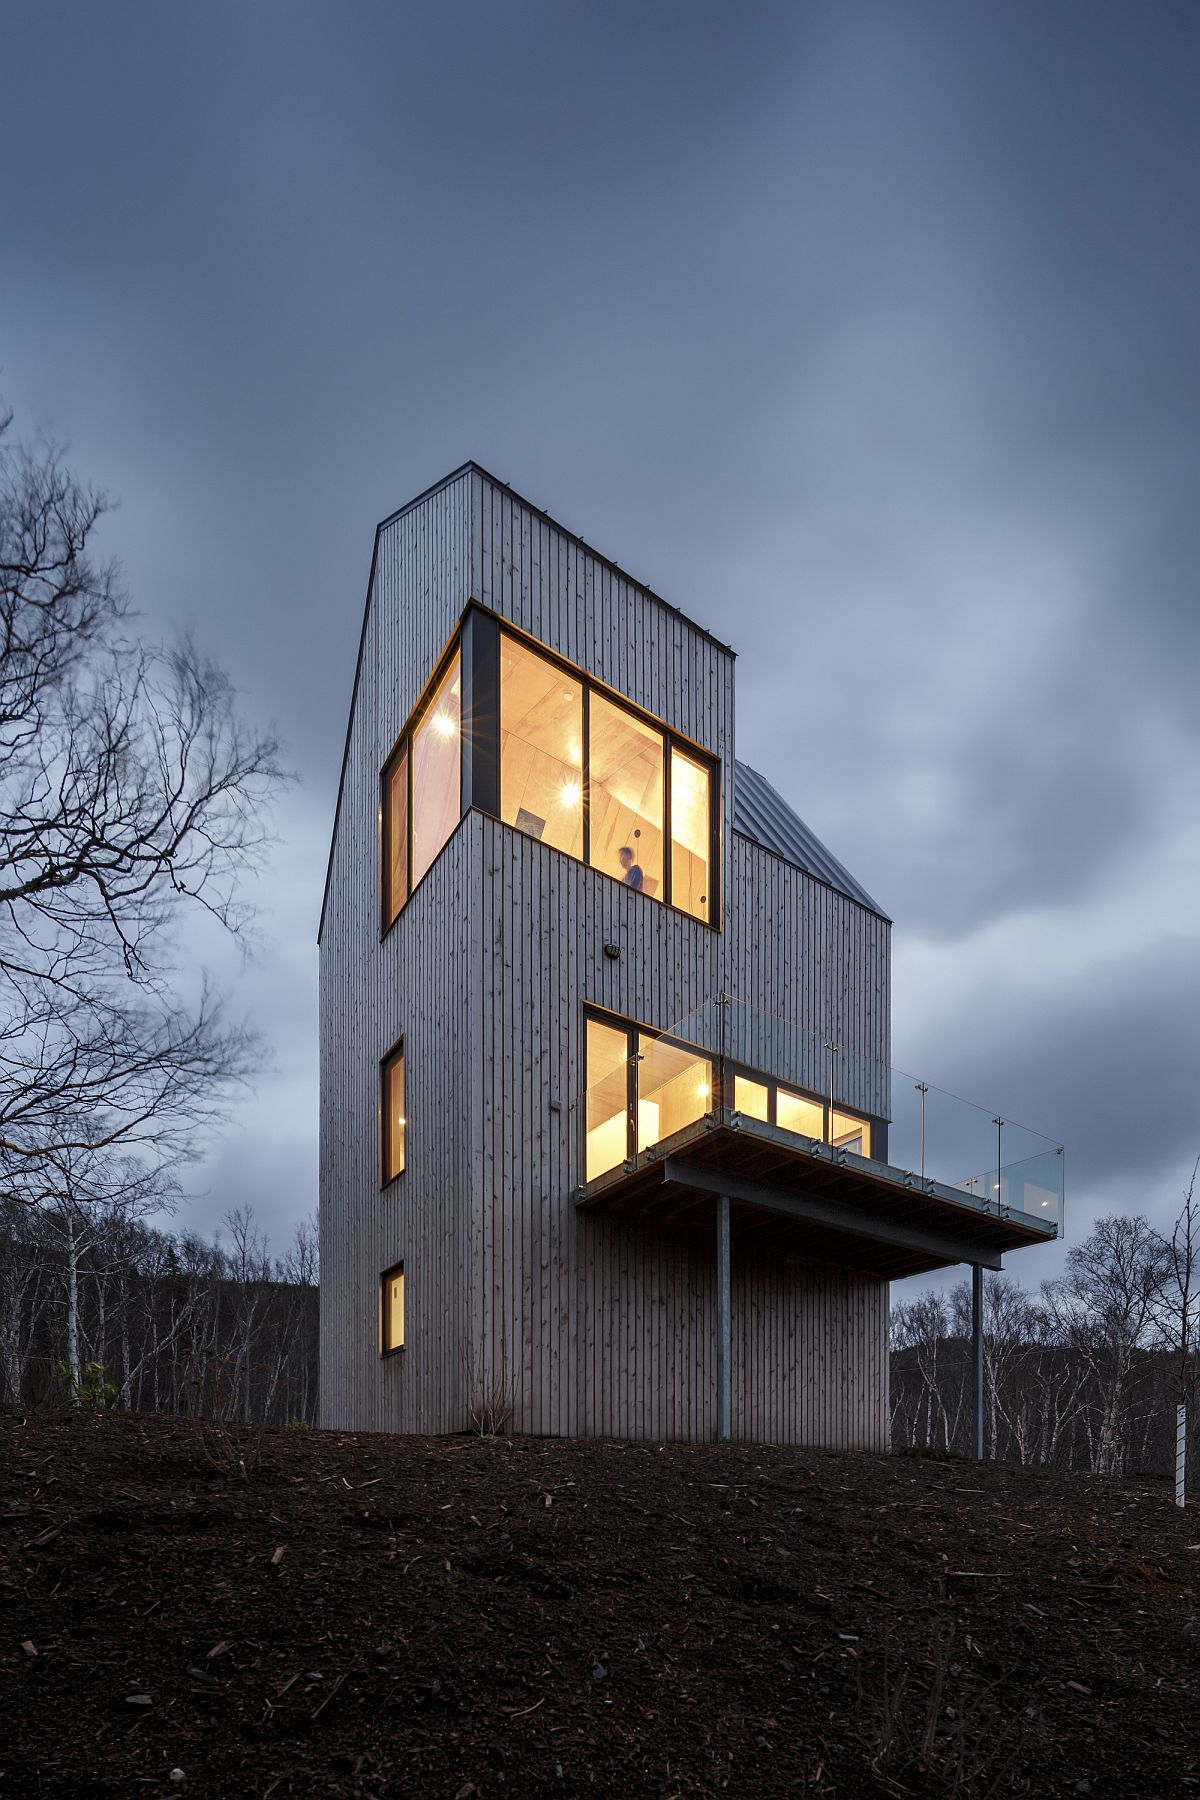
560;781;581;807
696;1082;710;1100
431;712;456;739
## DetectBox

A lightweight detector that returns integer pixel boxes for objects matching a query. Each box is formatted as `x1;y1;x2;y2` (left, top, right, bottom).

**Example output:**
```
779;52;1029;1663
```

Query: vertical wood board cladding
466;470;736;886
321;468;889;1446
723;833;891;1116
470;813;888;1447
319;478;472;1434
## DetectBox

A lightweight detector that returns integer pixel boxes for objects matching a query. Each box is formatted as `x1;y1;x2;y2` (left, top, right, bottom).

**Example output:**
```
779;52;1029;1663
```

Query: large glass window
584;1016;713;1174
588;694;665;898
585;1017;629;1181
583;1008;873;1184
500;638;584;858
381;619;717;927
637;1033;712;1151
411;651;462;887
777;1087;824;1139
830;1108;871;1157
382;744;408;928
670;747;711;923
381;1043;405;1182
733;1075;770;1122
381;1262;405;1354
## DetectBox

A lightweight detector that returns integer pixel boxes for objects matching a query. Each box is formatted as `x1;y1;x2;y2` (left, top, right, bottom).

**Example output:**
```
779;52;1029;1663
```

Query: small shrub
856;1616;1033;1797
56;1361;117;1410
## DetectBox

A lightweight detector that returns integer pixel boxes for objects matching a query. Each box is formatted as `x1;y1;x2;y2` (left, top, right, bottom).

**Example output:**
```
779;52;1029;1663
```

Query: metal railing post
915;1082;928;1179
972;1262;985;1461
716;1194;731;1441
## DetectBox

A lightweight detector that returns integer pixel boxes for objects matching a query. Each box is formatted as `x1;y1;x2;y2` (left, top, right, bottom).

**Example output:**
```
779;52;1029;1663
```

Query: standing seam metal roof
733;761;889;919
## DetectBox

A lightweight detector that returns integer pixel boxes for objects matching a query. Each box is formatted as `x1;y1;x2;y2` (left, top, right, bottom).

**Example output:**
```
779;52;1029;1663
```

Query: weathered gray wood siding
461;472;889;1447
468;812;889;1446
724;830;891;1119
320;466;891;1447
319;475;473;1434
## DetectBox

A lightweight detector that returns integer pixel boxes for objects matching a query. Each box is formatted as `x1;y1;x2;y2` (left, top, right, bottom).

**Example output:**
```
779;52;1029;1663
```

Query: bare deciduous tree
0;411;288;1216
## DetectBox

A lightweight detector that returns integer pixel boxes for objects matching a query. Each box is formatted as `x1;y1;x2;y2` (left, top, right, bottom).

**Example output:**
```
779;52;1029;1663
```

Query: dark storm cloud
3;0;1196;1254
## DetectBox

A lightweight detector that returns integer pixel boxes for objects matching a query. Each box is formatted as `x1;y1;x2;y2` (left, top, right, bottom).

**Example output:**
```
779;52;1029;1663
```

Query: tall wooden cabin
318;467;1062;1445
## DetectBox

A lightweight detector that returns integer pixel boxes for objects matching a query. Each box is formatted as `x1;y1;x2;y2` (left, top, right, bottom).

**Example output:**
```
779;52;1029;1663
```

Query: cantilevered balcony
578;996;1064;1280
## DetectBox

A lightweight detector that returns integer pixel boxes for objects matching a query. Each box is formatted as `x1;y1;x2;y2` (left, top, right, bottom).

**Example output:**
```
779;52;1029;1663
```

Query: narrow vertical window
381;1043;405;1182
411;649;462;887
670;746;711;922
585;1017;631;1181
382;744;408;929
499;637;584;857
381;1262;405;1354
588;694;664;899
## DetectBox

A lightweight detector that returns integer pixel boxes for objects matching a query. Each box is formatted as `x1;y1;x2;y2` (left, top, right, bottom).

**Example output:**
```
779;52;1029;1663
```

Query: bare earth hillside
1;1411;1197;1798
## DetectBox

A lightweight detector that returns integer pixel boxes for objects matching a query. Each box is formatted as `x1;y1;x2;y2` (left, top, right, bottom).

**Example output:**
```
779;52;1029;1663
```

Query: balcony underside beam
663;1156;1005;1272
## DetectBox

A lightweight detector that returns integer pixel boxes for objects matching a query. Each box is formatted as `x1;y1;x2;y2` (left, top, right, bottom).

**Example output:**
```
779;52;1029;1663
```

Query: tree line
4;1188;1196;1489
2;413;1195;1477
892;1190;1199;1483
0;1198;317;1423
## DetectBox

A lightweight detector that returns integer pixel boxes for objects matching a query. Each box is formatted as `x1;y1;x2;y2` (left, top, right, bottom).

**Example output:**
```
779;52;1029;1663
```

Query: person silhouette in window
618;845;644;890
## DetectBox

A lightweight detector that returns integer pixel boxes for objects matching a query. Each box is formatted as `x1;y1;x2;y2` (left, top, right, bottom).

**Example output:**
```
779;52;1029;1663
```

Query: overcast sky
3;0;1197;1288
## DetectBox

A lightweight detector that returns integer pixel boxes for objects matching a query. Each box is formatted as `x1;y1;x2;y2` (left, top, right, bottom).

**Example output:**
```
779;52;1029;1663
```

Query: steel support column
716;1194;731;1441
972;1262;985;1461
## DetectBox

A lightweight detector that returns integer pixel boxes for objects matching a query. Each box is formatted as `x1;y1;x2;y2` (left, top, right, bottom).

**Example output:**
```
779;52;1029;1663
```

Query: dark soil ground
2;1410;1197;1799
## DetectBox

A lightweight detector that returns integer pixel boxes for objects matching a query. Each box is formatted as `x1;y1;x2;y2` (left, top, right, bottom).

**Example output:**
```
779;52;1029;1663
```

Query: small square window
381;1262;405;1354
381;1043;405;1183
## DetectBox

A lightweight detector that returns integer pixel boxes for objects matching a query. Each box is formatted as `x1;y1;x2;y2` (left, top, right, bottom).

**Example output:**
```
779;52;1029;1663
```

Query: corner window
381;1043;405;1183
584;1012;712;1178
382;616;717;927
582;1008;873;1184
381;1262;405;1354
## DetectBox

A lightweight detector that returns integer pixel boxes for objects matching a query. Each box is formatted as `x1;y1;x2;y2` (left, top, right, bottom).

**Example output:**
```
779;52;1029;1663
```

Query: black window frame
380;1260;405;1357
497;622;721;927
379;608;723;933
